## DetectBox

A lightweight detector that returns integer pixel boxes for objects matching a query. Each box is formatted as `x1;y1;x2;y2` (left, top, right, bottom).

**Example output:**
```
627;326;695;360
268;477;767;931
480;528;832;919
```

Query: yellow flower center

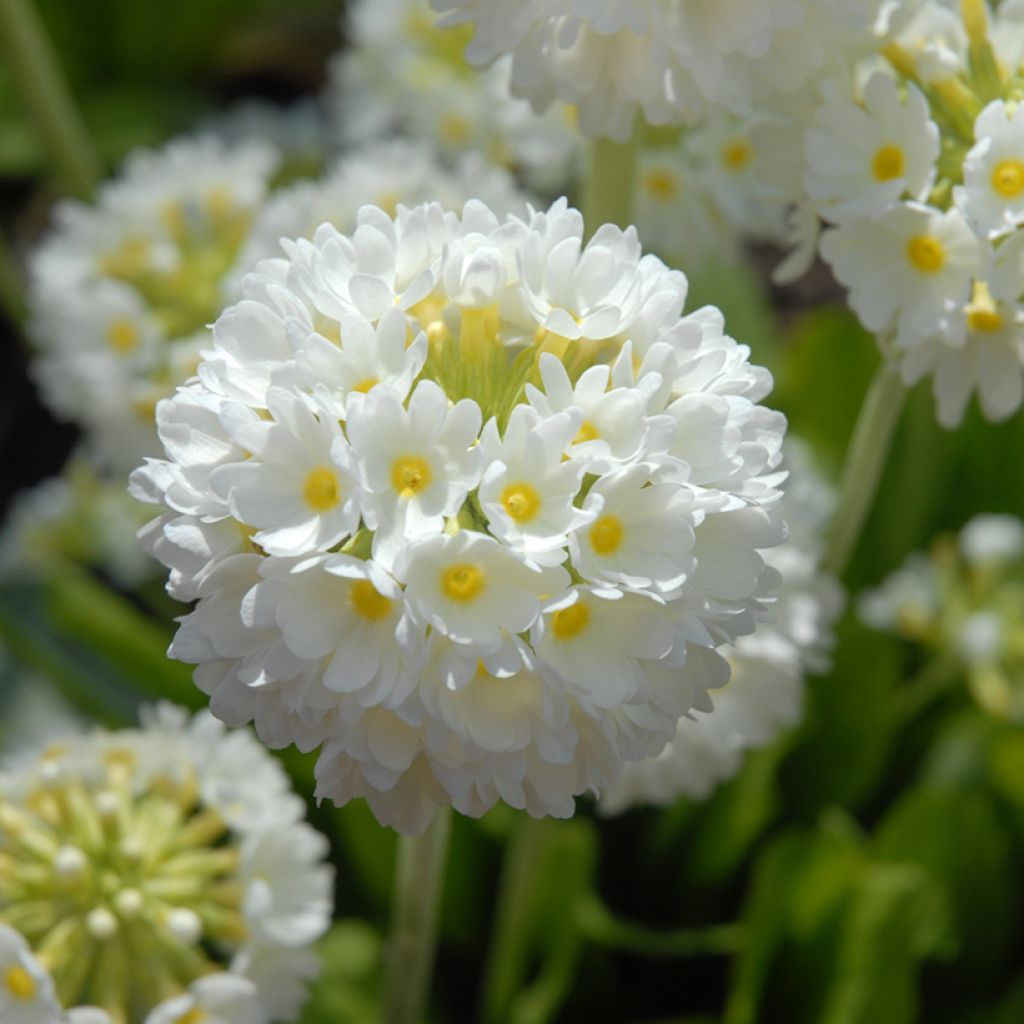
501;483;542;523
205;187;234;221
4;965;36;1000
303;467;341;512
872;144;905;182
438;113;472;145
376;191;401;217
552;601;591;641
176;1009;209;1024
106;317;141;354
966;282;1003;333
589;516;625;556
722;140;753;172
643;168;681;201
391;456;432;498
441;564;486;603
574;421;600;445
352;377;379;394
991;158;1024;199
349;580;393;621
906;234;946;274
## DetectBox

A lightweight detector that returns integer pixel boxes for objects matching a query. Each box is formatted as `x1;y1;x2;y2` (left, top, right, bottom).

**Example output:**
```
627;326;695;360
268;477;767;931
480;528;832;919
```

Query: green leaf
299;921;384;1024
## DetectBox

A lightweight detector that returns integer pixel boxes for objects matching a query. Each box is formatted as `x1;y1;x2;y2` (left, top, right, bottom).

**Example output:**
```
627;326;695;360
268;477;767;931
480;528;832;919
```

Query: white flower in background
820;202;983;345
432;0;885;140
230;139;532;293
330;0;581;190
956;100;1024;240
28;134;279;474
860;513;1024;721
0;924;62;1024
133;198;787;835
805;73;939;224
601;441;843;811
0;705;332;1023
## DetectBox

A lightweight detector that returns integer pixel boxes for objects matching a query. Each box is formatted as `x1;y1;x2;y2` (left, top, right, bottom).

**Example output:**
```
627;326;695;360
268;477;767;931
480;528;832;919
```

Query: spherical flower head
0;706;332;1022
28;134;280;474
133;197;787;835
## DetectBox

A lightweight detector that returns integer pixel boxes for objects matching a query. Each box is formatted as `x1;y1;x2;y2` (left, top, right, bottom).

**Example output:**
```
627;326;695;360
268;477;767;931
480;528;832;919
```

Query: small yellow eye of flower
966;283;1004;333
4;965;36;1000
906;235;946;274
872;144;905;183
442;564;486;603
991;159;1024;199
303;467;341;512
106;317;141;354
644;168;681;201
722;140;754;172
352;377;379;394
552;601;591;641
350;580;393;621
176;1009;209;1024
574;421;600;445
391;456;432;497
376;192;400;217
589;516;625;556
501;483;542;523
205;186;234;221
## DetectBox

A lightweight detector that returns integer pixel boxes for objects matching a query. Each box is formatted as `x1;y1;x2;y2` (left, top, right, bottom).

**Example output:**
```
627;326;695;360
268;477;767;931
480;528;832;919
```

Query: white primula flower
346;380;483;567
899;282;1024;427
960;513;1024;568
478;405;591;564
805;73;939;224
820;201;983;345
601;441;844;810
0;924;62;1024
0;707;332;1022
211;388;362;556
955;100;1024;240
144;974;267;1024
135;199;786;835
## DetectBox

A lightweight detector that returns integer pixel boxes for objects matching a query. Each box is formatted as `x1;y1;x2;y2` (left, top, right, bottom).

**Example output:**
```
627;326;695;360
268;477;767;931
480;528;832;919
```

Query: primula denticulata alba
131;198;788;836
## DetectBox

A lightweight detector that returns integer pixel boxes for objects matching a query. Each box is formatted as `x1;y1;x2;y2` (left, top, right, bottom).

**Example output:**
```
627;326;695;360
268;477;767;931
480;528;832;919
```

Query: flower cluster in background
0;705;333;1023
131;198;786;834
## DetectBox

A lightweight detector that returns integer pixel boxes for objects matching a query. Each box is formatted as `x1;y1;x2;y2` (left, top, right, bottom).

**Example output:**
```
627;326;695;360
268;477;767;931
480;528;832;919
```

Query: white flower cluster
131;198;787;835
0;705;333;1023
602;441;843;811
860;513;1024;720
777;0;1024;427
28;134;280;473
431;0;885;141
330;0;581;191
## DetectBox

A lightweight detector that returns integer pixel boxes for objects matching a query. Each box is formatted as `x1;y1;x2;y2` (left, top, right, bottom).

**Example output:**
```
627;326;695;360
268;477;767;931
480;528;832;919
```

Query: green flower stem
581;124;639;234
0;0;102;199
0;231;28;332
893;656;961;724
479;815;548;1023
575;893;745;958
824;355;908;577
384;807;452;1024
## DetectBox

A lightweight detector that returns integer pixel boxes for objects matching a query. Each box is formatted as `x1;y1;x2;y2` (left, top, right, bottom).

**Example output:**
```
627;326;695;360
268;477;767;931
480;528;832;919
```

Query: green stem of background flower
0;0;102;199
0;231;28;332
824;354;908;577
384;807;452;1024
581;125;639;233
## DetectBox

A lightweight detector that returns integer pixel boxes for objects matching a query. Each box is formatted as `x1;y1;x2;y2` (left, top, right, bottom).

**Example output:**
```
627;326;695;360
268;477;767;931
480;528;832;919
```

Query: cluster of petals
330;0;581;191
132;198;787;835
0;705;333;1023
602;441;844;811
431;0;885;140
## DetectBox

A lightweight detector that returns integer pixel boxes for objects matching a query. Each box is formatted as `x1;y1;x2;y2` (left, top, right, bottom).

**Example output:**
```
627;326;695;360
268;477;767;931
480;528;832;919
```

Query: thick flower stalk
329;0;581;192
0;705;333;1023
132;198;787;836
27;134;280;474
602;440;844;811
861;513;1024;721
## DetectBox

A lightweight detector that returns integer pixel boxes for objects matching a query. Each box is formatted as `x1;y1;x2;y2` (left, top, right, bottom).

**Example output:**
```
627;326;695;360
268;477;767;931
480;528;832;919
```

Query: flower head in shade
0;705;333;1023
601;440;843;811
28;134;279;473
132;197;787;836
860;513;1024;721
